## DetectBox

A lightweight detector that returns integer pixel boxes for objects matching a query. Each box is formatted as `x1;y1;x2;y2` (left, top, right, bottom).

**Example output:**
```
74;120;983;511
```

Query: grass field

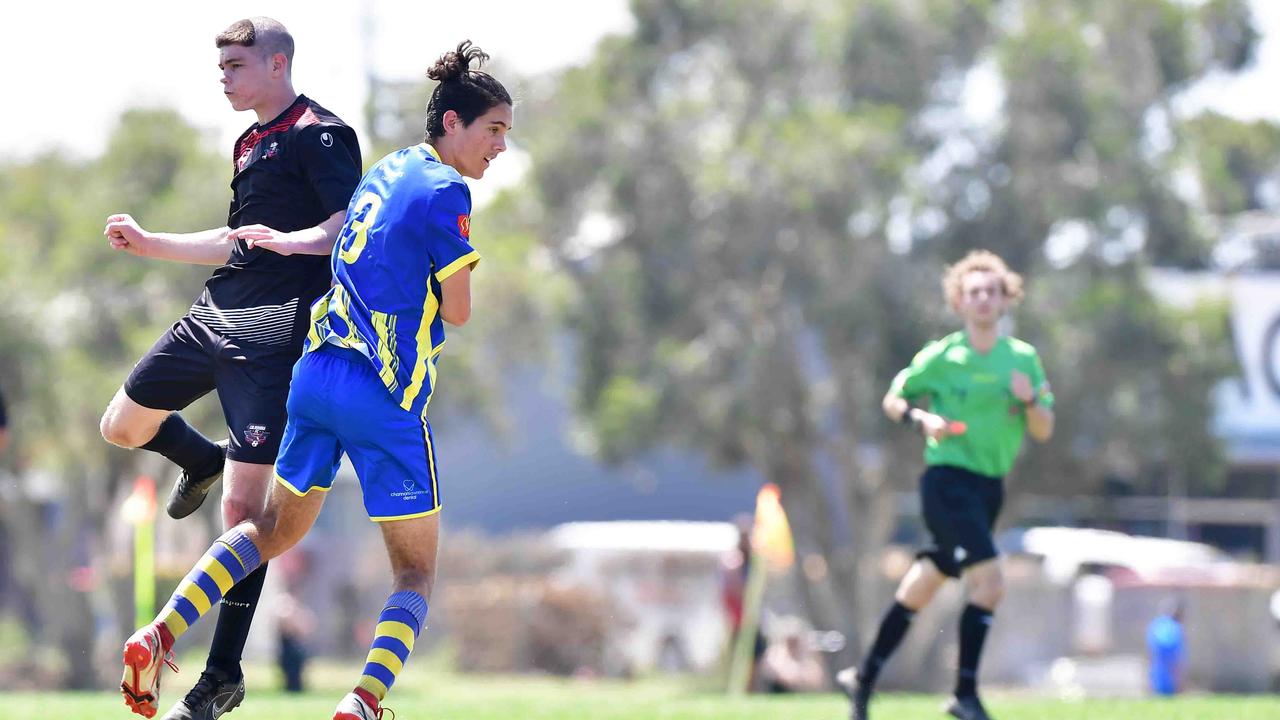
3;665;1276;720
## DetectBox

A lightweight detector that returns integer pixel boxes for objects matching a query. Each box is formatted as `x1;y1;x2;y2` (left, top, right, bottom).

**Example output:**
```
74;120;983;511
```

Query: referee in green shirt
840;250;1054;720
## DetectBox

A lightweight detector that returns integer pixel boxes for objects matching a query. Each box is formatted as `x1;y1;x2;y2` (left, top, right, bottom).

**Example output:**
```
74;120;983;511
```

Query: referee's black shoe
944;694;994;720
835;666;870;720
166;440;229;519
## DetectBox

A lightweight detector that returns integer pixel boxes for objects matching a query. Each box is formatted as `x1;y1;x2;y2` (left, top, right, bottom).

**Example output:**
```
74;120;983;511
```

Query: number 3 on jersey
337;191;383;264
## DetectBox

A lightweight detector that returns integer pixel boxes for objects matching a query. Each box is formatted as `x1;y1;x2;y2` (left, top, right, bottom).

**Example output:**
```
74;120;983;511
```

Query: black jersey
190;95;361;348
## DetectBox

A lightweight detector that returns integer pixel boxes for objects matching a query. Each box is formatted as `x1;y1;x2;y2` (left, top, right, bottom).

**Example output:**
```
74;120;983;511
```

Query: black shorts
917;465;1004;578
124;315;300;465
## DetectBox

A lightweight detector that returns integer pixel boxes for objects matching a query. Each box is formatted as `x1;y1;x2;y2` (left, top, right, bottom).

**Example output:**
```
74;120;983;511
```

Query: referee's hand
1010;370;1035;404
917;411;959;441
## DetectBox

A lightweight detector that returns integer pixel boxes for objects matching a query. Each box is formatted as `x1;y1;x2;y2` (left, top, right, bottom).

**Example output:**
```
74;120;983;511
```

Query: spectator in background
1147;598;1186;696
759;616;826;693
721;515;765;686
0;385;9;456
274;547;317;693
276;588;316;693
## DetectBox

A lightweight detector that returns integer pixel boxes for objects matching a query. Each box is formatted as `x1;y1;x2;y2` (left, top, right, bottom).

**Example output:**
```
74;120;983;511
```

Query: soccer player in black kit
102;17;360;720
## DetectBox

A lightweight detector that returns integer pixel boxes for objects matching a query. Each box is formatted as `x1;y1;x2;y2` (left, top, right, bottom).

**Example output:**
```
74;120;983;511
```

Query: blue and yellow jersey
305;144;480;417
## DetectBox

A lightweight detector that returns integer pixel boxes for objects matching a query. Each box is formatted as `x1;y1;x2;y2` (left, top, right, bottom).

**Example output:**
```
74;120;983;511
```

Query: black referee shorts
123;315;300;465
916;465;1004;578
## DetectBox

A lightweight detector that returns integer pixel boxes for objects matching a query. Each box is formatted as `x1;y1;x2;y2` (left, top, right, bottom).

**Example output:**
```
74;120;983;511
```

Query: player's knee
896;584;935;611
247;504;315;562
895;561;944;610
221;496;259;528
100;411;145;448
240;512;288;560
967;574;1004;609
98;413;122;446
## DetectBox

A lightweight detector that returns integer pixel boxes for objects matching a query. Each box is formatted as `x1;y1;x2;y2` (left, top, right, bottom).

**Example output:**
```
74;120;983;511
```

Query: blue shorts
273;344;441;521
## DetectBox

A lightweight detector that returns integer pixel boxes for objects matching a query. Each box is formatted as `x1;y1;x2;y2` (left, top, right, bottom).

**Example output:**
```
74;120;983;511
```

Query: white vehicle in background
547;520;740;675
997;526;1233;584
995;525;1280;695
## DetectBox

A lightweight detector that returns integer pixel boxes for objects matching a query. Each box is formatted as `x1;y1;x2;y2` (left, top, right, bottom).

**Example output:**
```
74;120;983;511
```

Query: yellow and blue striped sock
356;590;429;703
156;529;262;640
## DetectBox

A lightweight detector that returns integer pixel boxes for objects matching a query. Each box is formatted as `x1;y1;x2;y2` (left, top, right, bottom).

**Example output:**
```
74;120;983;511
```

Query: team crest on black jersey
244;424;271;448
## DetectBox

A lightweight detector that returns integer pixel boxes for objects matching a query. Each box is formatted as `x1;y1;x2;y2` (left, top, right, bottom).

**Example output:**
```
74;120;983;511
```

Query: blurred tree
1179;112;1280;215
0;109;227;687
516;0;1258;655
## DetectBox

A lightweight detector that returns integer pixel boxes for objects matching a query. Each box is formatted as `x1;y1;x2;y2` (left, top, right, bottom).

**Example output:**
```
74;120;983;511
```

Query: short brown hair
942;250;1025;312
215;17;294;65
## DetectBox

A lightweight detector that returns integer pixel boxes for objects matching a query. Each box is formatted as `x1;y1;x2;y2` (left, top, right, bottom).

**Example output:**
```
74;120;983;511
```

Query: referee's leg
841;557;947;717
962;558;1004;611
953;556;1003;707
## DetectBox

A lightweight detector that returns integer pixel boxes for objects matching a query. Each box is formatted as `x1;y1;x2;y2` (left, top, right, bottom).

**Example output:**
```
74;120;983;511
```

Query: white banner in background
1222;274;1280;432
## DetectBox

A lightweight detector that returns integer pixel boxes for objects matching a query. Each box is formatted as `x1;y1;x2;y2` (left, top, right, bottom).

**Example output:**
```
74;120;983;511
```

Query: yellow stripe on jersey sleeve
436;250;481;282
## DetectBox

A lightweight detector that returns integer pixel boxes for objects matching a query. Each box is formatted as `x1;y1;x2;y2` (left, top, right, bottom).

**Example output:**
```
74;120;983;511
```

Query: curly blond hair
942;250;1024;312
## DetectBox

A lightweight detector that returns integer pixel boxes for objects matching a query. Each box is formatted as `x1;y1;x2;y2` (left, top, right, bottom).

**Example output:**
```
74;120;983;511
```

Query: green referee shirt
890;331;1053;478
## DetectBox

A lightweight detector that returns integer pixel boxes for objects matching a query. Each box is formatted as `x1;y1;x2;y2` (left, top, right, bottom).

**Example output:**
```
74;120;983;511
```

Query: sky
3;0;1277;161
4;0;633;160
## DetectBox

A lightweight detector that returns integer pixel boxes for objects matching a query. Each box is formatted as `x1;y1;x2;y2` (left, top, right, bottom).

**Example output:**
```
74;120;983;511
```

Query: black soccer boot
166;440;229;519
161;667;245;720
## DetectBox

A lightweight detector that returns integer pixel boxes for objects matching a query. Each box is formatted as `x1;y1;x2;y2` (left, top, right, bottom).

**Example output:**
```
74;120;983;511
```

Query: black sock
955;603;994;698
857;601;916;696
206;563;269;679
140;413;222;476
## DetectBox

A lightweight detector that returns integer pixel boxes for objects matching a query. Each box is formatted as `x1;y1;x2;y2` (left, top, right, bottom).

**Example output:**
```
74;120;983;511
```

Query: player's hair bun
427;40;490;83
422;40;510;141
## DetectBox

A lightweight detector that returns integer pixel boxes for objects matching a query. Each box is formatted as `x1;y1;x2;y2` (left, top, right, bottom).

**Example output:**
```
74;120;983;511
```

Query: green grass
2;661;1275;719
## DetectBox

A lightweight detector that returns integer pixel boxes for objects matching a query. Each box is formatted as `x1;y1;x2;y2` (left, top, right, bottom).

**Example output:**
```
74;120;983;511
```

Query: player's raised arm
1012;370;1054;442
104;214;235;265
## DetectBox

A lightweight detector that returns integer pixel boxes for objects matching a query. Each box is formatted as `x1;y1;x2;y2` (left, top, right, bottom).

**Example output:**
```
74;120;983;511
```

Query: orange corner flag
752;483;794;571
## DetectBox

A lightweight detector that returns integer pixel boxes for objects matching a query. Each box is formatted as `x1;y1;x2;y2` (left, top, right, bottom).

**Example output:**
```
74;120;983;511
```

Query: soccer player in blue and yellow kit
120;42;511;720
839;251;1055;720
